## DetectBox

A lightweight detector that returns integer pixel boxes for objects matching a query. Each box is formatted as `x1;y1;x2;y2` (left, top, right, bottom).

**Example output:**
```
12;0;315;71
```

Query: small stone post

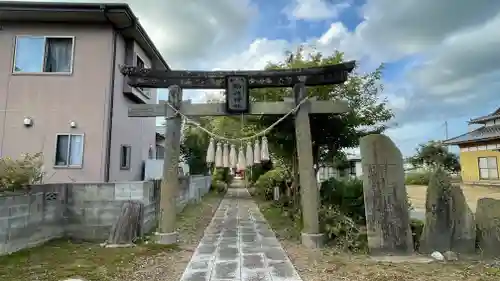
293;82;323;248
156;85;183;244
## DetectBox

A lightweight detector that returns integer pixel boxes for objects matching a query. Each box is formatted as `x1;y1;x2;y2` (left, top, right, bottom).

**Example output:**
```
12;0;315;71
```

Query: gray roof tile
444;124;500;145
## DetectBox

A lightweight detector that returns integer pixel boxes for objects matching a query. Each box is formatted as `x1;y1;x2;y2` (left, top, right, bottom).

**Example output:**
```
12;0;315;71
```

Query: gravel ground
283;242;500;281
0;191;224;281
121;192;224;281
257;200;500;281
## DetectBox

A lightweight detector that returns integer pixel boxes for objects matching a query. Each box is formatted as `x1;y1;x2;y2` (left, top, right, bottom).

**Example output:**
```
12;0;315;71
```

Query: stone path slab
179;188;302;281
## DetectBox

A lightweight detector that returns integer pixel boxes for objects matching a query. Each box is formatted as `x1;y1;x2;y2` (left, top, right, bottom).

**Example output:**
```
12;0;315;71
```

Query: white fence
176;175;211;211
145;159;190;179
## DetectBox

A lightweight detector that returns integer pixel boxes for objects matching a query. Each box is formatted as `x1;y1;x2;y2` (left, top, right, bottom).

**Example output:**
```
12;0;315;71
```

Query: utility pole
445;121;449;140
444;121;449;151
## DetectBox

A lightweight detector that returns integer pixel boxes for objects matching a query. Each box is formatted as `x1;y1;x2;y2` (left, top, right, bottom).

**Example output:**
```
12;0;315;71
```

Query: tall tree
249;47;393;168
408;141;461;173
180;122;211;175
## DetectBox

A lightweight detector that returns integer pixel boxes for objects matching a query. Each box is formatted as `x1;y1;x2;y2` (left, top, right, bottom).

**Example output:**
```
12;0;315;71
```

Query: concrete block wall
0;184;67;255
175;176;211;212
190;175;211;201
66;181;158;241
0;175;211;256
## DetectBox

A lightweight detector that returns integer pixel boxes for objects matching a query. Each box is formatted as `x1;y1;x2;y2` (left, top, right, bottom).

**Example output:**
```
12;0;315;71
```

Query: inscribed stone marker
419;168;476;254
474;198;500;257
360;134;413;255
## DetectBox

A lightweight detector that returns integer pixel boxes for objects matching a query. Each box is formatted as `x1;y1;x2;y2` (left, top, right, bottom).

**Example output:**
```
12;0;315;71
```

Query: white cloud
213;39;291;70
284;0;351;21
14;0;500;152
352;0;500;62
9;0;257;69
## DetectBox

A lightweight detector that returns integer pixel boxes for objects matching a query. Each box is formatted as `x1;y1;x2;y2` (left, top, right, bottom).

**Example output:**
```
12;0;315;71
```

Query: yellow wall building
444;108;500;185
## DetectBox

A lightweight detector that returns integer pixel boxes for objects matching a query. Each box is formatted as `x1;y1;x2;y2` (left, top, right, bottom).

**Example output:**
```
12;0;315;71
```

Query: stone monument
359;134;413;255
419;168;476;254
473;198;500;256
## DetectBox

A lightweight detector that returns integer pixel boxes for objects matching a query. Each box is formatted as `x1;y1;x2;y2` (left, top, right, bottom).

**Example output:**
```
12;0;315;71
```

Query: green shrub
318;177;416;251
319;205;367;251
0;153;44;192
210;179;227;193
212;167;232;185
410;218;424;251
320;178;365;224
247;164;267;184
254;168;288;200
405;171;431;185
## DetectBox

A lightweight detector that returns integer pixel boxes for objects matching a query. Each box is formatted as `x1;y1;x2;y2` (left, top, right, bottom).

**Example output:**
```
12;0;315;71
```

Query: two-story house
444;108;500;185
0;2;169;183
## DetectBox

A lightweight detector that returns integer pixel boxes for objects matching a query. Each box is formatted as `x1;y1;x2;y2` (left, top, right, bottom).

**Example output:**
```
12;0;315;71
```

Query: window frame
156;145;165;160
12;35;76;75
54;133;85;168
134;53;152;99
478;156;499;180
120;145;132;170
348;161;357;176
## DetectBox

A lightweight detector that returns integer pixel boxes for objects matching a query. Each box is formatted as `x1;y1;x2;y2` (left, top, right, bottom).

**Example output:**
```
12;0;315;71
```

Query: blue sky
8;0;499;159
146;0;500;158
12;0;499;157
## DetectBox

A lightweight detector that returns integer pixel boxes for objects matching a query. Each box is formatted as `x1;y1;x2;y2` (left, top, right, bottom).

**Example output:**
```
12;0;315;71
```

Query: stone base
154;231;178;245
301;232;324;249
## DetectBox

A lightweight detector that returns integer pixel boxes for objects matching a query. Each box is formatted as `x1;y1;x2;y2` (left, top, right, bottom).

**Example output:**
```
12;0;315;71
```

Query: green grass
256;200;302;241
0;190;224;281
0;239;178;281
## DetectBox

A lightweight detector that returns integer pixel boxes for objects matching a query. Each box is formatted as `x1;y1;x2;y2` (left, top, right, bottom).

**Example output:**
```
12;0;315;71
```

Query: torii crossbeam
120;61;355;248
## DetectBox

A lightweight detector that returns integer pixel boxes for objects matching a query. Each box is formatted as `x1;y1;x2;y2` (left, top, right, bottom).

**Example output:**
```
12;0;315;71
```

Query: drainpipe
103;11;118;182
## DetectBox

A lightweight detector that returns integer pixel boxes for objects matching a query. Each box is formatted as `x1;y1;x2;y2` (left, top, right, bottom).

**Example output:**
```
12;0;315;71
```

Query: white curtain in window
480;168;489;179
487;157;498;169
45;38;72;72
489;168;499;179
69;135;83;165
479;157;488;169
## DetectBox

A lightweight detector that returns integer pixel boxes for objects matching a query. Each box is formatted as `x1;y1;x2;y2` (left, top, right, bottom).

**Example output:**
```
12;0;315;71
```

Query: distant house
444;108;500;185
317;154;363;183
403;159;430;174
148;125;189;178
155;126;166;159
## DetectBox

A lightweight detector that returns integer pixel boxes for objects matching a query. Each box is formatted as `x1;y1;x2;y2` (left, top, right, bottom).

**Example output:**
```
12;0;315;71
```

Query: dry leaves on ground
0;191;224;281
256;197;500;281
123;192;223;281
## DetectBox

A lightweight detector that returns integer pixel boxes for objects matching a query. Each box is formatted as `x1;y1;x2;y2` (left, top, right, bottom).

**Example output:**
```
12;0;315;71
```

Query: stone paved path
179;187;302;281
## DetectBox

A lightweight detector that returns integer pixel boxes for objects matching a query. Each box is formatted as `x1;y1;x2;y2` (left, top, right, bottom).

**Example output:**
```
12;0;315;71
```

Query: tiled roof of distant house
444;124;500;145
469;107;500;124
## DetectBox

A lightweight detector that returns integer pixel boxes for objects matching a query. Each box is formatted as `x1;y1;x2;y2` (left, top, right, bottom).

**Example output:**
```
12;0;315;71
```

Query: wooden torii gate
120;61;355;248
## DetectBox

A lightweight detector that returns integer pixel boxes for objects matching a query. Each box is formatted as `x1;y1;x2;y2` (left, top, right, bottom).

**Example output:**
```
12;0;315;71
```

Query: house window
478;157;499;179
55;134;84;167
348;161;356;176
136;55;145;69
156;145;165;160
13;36;74;73
135;54;151;98
120;145;132;170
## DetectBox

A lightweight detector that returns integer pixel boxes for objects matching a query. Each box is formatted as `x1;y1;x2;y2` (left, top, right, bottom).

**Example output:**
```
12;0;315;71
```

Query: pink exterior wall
108;35;157;181
0;23;158;183
0;23;114;183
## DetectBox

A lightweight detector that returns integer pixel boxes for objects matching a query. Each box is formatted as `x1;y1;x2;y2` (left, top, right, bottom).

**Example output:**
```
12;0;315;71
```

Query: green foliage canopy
249;47;393;166
408;141;461;173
